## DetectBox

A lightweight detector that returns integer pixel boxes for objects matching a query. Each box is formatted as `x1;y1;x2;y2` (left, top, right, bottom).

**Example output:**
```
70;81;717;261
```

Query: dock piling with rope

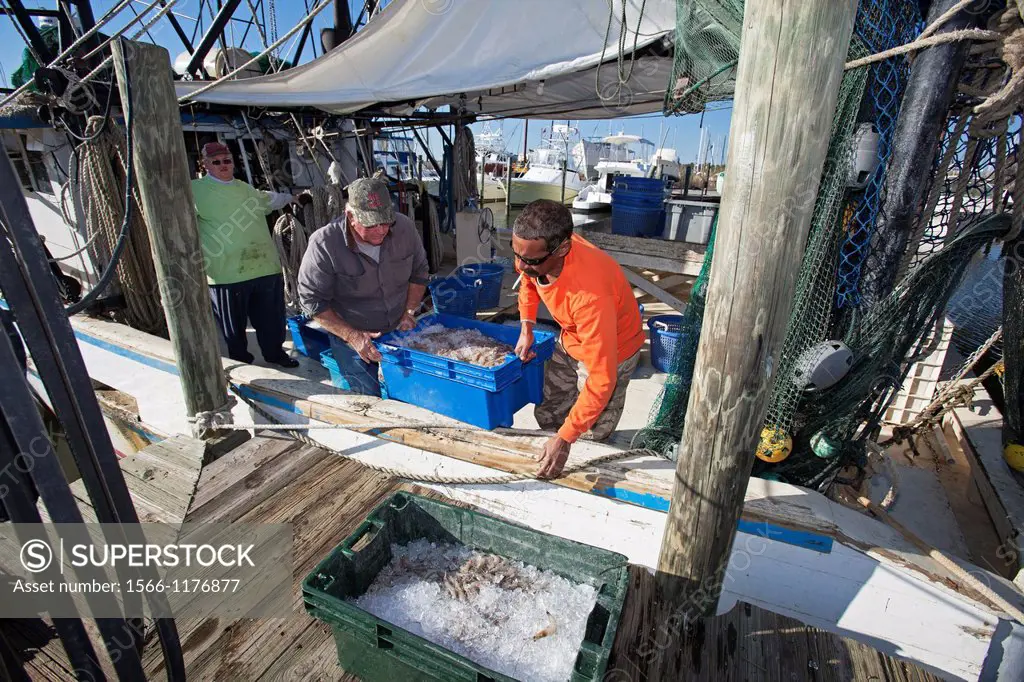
111;40;230;438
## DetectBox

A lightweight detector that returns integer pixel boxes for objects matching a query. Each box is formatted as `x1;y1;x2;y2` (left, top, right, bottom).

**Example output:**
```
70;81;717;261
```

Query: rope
273;184;342;307
595;0;648;106
843;29;1001;70
883;328;1004;444
858;495;1024;624
971;7;1024;124
240;111;279;191
425;193;444;269
74;113;164;333
243;0;270;50
185;397;237;436
300;184;345;231
229;382;660;485
179;0;334;103
452;125;477;210
49;223;101;261
272;212;308;309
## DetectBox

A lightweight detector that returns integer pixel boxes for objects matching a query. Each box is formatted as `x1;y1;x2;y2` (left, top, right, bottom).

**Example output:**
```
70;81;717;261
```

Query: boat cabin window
4;133;53;195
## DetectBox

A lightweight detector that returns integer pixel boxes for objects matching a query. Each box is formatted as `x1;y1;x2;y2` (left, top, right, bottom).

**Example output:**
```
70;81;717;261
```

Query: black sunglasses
208;158;233;166
513;239;565;267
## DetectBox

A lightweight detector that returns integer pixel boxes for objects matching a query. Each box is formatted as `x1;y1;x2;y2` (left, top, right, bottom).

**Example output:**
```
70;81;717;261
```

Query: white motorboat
509;124;588;205
572;133;680;212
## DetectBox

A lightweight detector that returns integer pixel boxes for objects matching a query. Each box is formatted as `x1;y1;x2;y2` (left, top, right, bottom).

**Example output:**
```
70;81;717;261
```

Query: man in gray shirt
298;177;429;395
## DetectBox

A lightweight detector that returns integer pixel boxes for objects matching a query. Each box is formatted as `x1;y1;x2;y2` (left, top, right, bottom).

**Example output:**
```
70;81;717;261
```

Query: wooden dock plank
607;567;942;682
7;435;912;682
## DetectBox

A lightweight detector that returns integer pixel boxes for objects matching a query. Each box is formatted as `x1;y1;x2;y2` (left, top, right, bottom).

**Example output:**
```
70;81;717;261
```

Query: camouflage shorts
534;342;640;441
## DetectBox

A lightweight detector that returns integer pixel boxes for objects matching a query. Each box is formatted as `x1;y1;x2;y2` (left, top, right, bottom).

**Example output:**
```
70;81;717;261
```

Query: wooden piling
111;41;229;431
651;0;858;654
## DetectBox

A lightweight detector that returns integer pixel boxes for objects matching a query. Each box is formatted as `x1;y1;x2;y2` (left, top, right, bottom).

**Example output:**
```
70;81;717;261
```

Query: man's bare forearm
314;309;356;343
405;283;426;314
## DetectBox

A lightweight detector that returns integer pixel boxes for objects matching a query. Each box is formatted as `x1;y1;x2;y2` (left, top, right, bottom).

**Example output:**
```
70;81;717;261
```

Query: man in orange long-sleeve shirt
512;200;644;478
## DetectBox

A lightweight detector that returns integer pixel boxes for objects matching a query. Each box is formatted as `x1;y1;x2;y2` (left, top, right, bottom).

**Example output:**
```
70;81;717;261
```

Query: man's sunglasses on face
513;239;563;267
209;158;233;166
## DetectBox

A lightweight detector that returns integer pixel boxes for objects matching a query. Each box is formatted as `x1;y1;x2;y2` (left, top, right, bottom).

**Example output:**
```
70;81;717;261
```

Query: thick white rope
178;0;334;103
859;495;1024;624
844;29;1001;70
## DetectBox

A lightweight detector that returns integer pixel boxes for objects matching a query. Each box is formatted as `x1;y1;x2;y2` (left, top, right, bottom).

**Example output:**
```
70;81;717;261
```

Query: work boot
265;353;299;368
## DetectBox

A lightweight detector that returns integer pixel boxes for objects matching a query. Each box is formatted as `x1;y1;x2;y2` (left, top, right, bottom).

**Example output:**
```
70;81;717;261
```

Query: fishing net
638;12;870;459
631;218;716;459
834;0;923;309
766;213;1011;487
762;46;869;437
643;0;1011;483
663;0;743;115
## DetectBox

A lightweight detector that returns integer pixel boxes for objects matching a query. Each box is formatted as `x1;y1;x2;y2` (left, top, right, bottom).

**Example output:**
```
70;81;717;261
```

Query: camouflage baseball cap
346;177;394;227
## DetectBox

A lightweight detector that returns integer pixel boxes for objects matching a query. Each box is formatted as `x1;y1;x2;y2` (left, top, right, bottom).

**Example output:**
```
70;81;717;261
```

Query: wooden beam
111;42;229;433
654;0;858;634
577;227;706;276
623;268;687;313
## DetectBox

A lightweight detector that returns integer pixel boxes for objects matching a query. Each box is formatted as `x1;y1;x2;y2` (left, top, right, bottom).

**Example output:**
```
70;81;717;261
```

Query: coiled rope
73;111;165;334
301;184;345;232
452;125;477;209
272;213;308;309
271;184;344;308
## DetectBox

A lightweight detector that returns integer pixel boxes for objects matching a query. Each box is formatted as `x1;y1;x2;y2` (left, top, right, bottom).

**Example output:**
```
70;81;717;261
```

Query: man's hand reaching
515;324;536;362
537;435;571;479
346;330;382;363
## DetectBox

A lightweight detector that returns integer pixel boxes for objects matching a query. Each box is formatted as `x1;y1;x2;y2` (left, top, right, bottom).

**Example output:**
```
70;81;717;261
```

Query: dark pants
209;274;287;363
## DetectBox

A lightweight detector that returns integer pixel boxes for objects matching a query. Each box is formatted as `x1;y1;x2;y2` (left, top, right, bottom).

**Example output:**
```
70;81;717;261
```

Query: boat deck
4;434;942;681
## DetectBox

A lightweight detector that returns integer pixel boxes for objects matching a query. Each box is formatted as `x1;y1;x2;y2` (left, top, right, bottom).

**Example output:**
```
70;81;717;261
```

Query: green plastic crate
302;492;629;682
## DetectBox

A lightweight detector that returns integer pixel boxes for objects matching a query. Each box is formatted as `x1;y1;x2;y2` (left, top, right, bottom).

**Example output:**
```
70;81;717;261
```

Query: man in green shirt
192;142;299;367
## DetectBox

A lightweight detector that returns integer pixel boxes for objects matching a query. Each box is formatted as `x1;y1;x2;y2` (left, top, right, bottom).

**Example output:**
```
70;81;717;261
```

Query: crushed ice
351;540;598;681
392;324;515;368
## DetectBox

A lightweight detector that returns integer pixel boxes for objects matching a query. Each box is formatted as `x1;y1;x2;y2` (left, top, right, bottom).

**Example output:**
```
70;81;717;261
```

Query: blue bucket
612;205;664;238
455;262;504;309
428;276;479;319
647;314;685;372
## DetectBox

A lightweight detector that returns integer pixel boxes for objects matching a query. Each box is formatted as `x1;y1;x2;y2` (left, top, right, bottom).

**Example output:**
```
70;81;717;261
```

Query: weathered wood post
652;0;858;653
111;41;230;435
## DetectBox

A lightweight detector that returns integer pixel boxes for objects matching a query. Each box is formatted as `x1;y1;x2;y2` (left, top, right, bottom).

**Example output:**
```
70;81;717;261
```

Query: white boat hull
508;179;580;205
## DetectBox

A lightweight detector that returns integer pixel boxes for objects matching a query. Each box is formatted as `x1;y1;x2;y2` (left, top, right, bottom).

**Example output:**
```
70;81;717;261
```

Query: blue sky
1;1;732;162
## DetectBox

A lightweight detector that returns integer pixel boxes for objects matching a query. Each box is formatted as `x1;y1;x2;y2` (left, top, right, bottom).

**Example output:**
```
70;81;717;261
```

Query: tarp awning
174;0;677;118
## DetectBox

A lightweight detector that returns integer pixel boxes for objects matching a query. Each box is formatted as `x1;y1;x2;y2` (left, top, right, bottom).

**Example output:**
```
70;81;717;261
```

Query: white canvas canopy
174;0;676;118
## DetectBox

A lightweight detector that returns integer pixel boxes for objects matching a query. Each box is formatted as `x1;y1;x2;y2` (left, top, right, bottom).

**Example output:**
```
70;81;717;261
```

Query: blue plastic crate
647;314;685;373
373;314;555;429
428;276;479;318
320;347;352;390
287;315;331;359
454;262;505;309
320;348;388;397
